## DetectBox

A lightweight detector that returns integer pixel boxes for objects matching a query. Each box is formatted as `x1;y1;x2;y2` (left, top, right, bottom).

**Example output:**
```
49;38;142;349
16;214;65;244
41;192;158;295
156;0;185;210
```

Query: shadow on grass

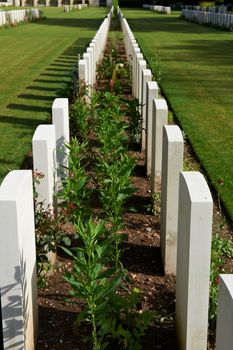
45;67;71;72
160;39;233;67
26;86;58;92
49;62;73;68
33;78;69;84
40;72;72;78
125;10;231;35
36;16;105;30
0;115;45;128
18;94;55;102
7;104;51;114
6;37;87;117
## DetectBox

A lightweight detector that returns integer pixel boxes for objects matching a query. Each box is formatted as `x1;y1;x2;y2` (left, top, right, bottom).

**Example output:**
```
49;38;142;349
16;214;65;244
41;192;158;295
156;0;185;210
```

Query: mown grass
0;7;107;181
123;9;233;220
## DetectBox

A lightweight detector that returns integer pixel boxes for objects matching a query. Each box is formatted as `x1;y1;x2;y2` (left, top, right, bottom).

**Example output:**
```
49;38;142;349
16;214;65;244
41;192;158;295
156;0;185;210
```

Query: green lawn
123;9;233;220
0;7;107;181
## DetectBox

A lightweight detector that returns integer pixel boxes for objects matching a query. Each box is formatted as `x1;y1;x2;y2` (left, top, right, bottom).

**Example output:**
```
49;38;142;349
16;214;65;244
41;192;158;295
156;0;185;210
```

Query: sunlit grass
123;9;233;220
0;7;107;181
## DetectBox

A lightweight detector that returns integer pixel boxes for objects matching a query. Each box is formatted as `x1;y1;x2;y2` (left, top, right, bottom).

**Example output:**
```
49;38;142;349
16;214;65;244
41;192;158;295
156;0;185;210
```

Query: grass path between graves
123;9;233;221
0;7;107;181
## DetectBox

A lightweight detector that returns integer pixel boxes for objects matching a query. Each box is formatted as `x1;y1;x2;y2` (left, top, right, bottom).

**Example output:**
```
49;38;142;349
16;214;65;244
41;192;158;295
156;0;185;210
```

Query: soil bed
36;27;177;349
36;146;177;350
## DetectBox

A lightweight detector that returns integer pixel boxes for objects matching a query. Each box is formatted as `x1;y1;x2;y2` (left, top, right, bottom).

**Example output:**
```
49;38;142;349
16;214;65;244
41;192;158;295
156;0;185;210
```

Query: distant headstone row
119;8;233;350
78;6;113;97
182;9;233;30
0;8;40;27
184;5;227;14
64;3;88;12
143;4;171;15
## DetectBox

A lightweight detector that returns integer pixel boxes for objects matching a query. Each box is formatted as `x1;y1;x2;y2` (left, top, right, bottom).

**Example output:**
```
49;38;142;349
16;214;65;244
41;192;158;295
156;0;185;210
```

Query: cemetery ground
1;7;233;350
123;9;233;222
36;143;178;350
36;25;178;350
0;6;107;182
36;16;233;350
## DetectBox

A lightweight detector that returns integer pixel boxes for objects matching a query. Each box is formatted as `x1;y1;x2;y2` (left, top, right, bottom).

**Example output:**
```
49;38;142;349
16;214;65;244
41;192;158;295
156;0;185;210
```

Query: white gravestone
135;53;143;99
32;125;57;210
0;170;38;350
141;69;152;152
52;98;69;187
176;171;212;350
138;60;147;111
151;98;168;194
160;125;183;274
216;274;233;350
146;81;159;175
132;45;140;96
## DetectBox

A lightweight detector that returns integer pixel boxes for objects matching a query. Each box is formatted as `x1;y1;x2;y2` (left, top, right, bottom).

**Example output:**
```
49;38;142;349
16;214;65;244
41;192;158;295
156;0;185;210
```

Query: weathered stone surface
138;60;147;110
32;125;56;210
141;69;152;151
160;125;183;274
151;98;168;193
216;274;233;350
52;98;69;186
176;171;213;350
0;170;38;350
79;59;88;85
135;53;143;99
146;81;159;175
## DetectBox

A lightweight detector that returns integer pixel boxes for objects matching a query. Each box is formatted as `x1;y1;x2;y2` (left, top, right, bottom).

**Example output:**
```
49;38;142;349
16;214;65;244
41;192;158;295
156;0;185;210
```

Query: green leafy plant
63;218;125;350
71;97;90;140
59;137;91;223
33;171;71;287
96;154;136;268
63;218;151;350
123;97;142;144
56;28;152;349
98;154;136;226
106;287;153;350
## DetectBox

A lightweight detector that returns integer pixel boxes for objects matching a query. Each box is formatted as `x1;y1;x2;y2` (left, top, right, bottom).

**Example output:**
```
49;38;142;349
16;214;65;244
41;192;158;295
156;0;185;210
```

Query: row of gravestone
182;9;233;29
78;7;113;98
9;0;86;7
0;9;112;350
0;97;69;350
143;4;171;15
0;8;40;26
64;3;88;12
184;5;228;14
118;8;233;350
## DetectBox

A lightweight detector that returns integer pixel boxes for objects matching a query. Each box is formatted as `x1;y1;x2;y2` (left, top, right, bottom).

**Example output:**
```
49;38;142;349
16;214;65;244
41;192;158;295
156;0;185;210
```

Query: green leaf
60;246;74;258
62;236;71;246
